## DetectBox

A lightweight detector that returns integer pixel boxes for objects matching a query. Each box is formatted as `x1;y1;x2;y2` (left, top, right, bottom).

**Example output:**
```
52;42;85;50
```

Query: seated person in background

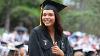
6;27;29;56
0;31;10;56
74;49;85;56
15;27;29;56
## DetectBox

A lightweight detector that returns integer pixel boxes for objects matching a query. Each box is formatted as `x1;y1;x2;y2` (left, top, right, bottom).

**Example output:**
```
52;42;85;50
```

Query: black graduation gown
29;26;73;56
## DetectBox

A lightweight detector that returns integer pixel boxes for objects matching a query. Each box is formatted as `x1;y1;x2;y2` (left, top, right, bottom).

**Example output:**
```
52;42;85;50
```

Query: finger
52;51;56;54
52;51;57;55
52;49;58;52
52;49;58;54
51;46;58;50
52;46;58;48
53;42;57;46
51;47;59;52
52;48;58;51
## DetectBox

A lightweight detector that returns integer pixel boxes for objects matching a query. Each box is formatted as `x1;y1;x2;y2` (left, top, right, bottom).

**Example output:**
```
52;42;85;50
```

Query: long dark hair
40;9;63;37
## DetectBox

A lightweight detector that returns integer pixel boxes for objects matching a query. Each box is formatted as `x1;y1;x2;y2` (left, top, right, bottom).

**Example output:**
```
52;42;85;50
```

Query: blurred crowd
63;31;100;56
0;28;100;56
0;26;29;56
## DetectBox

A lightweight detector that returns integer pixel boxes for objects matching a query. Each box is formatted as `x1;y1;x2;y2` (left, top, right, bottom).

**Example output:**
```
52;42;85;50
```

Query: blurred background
0;0;100;56
0;0;100;35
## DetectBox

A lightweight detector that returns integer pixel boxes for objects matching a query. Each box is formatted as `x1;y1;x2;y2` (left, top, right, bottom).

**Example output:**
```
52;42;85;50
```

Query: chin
44;22;54;27
45;24;51;27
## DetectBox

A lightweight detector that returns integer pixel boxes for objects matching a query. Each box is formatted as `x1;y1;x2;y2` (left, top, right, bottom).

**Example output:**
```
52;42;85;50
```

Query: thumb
53;42;57;46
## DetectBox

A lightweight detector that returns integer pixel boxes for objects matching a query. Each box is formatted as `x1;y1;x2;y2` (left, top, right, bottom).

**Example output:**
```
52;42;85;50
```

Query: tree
61;0;100;36
0;0;41;32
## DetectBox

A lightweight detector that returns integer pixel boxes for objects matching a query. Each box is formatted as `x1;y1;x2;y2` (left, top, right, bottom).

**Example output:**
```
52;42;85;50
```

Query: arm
29;29;44;56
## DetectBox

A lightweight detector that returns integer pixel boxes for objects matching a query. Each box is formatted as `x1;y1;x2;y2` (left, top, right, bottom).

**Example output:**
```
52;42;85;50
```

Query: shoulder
33;26;41;30
31;26;42;32
61;34;70;44
62;34;68;40
30;26;45;36
29;26;41;40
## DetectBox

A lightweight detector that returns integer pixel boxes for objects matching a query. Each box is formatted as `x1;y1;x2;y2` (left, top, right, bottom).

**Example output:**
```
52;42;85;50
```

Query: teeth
45;21;49;23
44;19;51;24
45;19;50;23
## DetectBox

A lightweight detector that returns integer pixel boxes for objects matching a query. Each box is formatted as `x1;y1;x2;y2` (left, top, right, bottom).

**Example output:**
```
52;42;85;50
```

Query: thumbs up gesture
51;42;64;56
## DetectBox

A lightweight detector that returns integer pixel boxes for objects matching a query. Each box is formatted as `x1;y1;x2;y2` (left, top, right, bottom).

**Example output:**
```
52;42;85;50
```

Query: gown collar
39;26;61;44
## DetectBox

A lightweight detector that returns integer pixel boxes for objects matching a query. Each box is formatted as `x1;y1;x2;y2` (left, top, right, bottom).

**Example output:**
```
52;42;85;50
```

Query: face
42;10;55;27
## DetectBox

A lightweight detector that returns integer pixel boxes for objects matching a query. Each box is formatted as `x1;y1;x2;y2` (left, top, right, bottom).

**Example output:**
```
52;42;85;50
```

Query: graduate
29;0;73;56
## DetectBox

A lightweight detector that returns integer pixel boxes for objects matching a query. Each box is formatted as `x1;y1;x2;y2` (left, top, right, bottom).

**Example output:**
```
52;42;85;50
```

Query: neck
47;26;55;42
47;26;54;33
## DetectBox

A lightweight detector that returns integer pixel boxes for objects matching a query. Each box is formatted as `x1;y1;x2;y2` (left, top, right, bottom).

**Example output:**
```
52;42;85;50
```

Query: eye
48;13;54;16
43;13;47;16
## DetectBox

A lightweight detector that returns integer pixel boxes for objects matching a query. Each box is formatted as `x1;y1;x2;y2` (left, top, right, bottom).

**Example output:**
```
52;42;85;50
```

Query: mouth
44;19;51;24
45;20;50;24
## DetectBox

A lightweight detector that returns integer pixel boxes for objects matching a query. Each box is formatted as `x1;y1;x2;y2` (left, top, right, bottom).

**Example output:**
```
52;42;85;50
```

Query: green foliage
11;6;40;17
0;28;5;35
0;0;42;33
0;0;100;35
0;0;5;12
10;5;40;30
61;9;100;35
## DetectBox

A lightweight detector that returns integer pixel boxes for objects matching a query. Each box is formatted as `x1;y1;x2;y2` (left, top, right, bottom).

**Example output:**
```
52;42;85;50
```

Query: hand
51;42;64;56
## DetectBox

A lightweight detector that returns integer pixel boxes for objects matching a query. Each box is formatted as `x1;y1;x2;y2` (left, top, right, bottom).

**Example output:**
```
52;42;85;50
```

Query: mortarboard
15;26;27;33
14;42;24;48
86;51;95;56
40;0;67;12
15;43;24;48
1;41;7;45
73;49;83;53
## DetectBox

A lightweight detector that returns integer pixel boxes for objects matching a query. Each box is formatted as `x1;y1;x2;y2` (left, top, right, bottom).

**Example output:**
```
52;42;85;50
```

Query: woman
29;0;73;56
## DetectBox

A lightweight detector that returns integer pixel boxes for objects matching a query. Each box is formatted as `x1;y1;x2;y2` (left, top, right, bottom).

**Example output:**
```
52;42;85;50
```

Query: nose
45;15;50;18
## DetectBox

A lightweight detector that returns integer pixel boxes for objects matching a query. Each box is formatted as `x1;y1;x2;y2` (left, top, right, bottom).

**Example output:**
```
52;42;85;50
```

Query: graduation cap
1;41;7;45
15;43;24;48
15;26;28;33
86;51;95;56
73;49;83;53
40;0;67;12
14;42;24;48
